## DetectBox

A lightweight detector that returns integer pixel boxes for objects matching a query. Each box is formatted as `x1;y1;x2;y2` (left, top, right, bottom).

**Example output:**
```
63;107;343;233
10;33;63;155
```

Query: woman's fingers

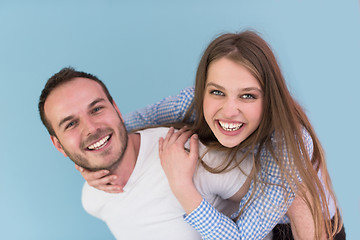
163;126;189;145
176;129;193;146
189;134;199;160
162;127;175;146
74;164;123;193
159;137;164;154
159;126;193;156
79;167;109;181
88;174;123;193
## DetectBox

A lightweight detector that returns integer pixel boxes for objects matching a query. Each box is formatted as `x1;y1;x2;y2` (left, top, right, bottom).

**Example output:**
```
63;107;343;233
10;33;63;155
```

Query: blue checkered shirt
123;86;314;239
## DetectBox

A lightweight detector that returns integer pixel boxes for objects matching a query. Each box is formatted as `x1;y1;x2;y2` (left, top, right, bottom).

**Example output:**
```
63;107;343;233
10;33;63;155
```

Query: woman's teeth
87;135;110;150
219;121;243;131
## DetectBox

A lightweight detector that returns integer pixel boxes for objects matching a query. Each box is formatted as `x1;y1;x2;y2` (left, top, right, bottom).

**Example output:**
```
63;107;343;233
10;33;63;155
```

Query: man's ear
50;135;68;157
112;100;123;121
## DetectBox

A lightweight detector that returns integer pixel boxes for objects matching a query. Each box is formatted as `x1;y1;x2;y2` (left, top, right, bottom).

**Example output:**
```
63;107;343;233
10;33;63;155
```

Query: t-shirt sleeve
194;150;253;200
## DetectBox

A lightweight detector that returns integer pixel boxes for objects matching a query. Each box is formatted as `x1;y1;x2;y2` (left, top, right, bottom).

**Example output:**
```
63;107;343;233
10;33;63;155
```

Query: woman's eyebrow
205;82;225;90
206;82;262;93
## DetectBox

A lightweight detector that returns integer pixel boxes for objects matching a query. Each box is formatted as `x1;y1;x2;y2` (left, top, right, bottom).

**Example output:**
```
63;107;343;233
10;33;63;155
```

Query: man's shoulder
135;127;170;135
134;127;171;142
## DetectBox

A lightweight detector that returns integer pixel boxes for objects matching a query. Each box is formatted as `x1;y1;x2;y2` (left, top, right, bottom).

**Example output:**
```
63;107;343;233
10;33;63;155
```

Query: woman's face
203;57;263;148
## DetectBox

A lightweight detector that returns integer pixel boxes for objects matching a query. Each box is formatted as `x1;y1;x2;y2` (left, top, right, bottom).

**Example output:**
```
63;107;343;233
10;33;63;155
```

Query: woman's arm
159;128;296;239
159;127;203;213
123;87;195;131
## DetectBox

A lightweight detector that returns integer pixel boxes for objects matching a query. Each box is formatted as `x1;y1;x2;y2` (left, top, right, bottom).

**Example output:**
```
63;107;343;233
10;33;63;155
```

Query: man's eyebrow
89;98;106;108
58;115;75;129
58;98;106;129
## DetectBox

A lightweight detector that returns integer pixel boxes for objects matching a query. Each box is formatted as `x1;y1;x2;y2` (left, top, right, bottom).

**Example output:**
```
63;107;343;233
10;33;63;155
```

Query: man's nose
82;117;98;136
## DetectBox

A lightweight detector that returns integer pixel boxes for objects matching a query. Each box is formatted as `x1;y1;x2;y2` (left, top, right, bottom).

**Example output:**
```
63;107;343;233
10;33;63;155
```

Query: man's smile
87;134;112;151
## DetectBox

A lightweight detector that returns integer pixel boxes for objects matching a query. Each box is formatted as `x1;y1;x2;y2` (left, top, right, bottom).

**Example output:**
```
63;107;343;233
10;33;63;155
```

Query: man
38;67;252;239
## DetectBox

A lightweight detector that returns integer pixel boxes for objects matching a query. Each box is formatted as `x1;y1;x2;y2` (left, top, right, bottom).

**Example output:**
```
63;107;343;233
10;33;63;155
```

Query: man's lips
86;134;111;150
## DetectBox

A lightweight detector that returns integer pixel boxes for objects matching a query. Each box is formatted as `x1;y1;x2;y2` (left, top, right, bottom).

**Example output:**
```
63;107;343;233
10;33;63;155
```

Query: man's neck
110;133;141;188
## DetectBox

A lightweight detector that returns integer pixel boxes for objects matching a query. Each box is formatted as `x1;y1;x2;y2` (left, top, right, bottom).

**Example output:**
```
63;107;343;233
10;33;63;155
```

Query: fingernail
193;134;198;139
103;170;109;174
112;176;117;180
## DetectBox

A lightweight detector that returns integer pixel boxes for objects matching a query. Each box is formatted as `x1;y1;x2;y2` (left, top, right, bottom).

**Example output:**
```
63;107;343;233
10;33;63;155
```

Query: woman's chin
217;138;241;148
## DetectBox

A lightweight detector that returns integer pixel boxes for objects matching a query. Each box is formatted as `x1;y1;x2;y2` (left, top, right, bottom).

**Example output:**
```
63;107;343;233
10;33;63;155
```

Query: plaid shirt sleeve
123;87;195;131
185;200;241;239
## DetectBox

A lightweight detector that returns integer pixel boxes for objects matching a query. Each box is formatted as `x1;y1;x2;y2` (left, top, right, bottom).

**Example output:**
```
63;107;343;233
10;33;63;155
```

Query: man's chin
85;158;122;172
81;162;113;172
83;166;107;172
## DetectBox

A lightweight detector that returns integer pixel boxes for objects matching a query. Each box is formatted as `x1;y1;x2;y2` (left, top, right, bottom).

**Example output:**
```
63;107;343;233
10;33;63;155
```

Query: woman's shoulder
268;126;313;145
260;126;314;163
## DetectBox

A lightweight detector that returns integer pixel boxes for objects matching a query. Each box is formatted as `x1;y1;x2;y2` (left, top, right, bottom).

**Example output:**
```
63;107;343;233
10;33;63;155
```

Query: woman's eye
210;90;224;96
241;94;255;99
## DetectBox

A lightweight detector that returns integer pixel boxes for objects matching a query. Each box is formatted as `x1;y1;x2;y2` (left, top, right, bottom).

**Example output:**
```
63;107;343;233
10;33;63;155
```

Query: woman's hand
159;127;203;213
75;164;123;193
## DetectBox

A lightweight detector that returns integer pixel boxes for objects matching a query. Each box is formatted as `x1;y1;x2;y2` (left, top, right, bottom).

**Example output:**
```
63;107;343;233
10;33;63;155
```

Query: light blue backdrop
1;0;359;239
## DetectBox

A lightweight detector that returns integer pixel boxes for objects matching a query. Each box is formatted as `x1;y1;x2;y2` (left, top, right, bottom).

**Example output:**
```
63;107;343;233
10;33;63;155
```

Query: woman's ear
50;136;68;157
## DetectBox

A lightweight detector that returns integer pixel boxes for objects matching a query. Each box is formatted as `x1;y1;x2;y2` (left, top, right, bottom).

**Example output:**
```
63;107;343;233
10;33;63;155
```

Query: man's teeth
218;121;243;131
87;135;110;150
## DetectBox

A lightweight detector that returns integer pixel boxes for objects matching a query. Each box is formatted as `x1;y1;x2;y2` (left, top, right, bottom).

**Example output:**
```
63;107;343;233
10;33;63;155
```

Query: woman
78;31;344;239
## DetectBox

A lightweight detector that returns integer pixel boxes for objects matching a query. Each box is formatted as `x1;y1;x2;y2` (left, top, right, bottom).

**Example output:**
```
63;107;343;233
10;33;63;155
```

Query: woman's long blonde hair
186;30;341;239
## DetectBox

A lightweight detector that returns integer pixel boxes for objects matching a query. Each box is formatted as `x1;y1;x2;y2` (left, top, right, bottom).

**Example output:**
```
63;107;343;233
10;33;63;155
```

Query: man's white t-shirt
82;127;253;240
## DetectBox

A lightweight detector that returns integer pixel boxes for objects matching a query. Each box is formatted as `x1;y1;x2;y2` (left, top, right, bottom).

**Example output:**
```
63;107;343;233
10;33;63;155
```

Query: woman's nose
222;98;241;117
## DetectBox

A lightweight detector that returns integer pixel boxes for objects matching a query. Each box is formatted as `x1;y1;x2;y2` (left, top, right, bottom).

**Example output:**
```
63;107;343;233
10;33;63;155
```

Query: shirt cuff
184;199;225;237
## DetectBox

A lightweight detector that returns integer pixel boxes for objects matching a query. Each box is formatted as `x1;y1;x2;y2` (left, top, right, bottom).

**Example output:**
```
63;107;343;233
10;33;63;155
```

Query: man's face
44;77;128;171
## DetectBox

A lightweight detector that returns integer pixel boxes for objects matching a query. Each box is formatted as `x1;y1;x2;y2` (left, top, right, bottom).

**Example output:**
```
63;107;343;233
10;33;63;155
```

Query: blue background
1;0;359;239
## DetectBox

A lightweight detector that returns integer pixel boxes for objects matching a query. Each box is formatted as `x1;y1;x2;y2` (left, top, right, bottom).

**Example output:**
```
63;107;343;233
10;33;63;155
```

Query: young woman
78;31;344;239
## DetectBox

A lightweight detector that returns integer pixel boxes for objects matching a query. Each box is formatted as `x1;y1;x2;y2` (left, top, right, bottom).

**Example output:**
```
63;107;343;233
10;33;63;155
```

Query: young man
38;67;252;240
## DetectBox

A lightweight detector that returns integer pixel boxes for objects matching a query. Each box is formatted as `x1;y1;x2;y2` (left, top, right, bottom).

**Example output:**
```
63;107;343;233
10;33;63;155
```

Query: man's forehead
44;78;107;124
48;77;105;101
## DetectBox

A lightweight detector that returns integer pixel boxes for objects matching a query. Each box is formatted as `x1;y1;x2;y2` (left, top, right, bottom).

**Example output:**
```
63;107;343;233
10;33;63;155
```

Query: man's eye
65;121;76;129
92;106;103;113
210;90;224;96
